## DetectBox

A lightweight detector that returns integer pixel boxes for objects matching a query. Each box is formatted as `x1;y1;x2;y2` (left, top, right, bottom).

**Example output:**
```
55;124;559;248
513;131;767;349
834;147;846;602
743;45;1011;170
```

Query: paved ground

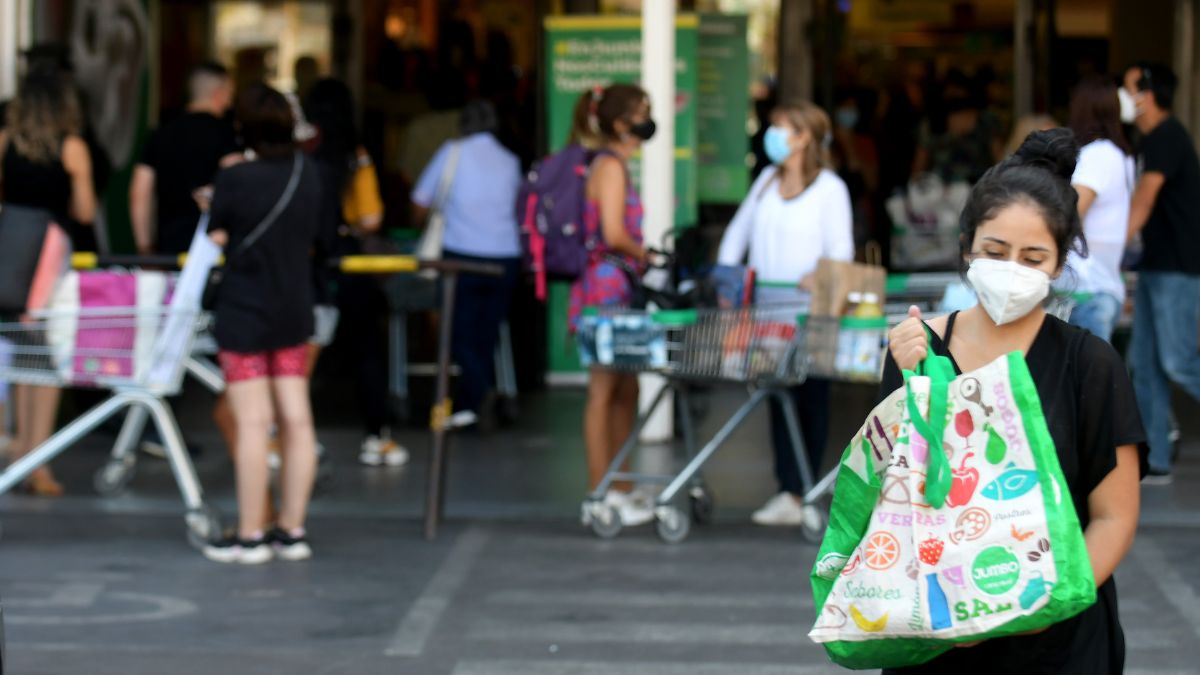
1;381;1199;674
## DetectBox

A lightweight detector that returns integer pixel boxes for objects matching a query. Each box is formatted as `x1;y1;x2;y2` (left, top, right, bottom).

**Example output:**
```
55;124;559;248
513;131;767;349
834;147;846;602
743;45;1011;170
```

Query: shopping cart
579;303;887;544
0;301;221;548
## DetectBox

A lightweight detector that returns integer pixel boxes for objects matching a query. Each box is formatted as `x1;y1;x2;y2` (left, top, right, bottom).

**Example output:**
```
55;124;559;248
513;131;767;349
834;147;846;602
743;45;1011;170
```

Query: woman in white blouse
717;100;854;527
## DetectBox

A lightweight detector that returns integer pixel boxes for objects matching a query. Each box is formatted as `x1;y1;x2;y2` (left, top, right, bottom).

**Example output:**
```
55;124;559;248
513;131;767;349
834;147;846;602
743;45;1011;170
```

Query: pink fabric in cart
74;272;140;379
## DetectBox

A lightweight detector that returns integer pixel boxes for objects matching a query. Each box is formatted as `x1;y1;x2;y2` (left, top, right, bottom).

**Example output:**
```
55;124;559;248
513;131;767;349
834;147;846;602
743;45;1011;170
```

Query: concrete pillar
1174;0;1196;134
778;0;813;103
1014;0;1033;118
0;0;24;100
639;0;675;443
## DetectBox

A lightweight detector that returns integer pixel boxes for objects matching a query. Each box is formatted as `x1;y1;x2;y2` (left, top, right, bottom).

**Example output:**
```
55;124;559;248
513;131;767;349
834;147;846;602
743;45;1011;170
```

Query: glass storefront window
213;1;332;93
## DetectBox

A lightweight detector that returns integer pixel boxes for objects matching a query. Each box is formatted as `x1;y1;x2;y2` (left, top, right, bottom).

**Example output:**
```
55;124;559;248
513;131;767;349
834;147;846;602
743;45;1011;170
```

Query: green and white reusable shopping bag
808;337;1096;669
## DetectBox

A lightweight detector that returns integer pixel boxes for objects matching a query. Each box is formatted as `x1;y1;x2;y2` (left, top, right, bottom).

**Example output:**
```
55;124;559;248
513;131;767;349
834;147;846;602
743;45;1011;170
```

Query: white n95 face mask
966;258;1052;326
1118;87;1138;124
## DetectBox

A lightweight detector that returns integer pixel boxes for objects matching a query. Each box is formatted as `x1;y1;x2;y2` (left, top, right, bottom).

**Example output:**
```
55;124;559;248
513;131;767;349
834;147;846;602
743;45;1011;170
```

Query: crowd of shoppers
0;47;1193;589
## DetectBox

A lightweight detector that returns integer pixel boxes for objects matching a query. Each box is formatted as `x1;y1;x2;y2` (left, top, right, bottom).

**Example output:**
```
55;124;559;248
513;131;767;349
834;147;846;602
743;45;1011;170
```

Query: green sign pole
543;14;698;374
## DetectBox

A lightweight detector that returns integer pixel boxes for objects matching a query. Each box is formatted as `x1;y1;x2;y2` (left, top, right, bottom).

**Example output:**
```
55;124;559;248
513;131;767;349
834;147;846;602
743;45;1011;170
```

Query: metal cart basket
579;303;885;543
0;303;220;547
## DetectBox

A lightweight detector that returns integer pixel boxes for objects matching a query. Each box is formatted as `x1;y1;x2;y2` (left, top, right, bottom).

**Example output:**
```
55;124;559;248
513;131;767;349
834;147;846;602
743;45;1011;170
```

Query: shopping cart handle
71;253;502;277
71;253;208;269
333;256;503;277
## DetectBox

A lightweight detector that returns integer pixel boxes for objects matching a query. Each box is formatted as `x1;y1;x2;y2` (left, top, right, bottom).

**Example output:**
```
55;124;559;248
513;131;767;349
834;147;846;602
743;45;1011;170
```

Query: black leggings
766;379;830;496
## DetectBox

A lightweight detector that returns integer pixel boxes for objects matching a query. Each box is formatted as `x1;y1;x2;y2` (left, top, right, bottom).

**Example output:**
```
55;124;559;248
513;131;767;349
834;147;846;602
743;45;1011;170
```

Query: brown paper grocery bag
811;253;886;317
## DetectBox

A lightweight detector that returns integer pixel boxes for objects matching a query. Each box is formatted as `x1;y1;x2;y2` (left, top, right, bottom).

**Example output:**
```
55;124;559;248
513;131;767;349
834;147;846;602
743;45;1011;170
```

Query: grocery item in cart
45;271;172;384
809;335;1094;668
577;310;668;369
720;315;795;379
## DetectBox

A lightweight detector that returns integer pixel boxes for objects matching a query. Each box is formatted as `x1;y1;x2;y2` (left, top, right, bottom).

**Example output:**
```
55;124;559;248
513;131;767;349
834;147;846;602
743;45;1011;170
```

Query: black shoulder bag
203;152;304;310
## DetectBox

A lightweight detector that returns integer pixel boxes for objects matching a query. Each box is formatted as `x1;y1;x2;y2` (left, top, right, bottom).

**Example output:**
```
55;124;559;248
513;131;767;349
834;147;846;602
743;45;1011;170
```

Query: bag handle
903;326;956;508
430;142;462;215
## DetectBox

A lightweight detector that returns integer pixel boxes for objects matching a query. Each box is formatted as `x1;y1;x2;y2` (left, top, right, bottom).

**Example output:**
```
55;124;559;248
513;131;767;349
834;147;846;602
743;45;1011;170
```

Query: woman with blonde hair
0;68;97;496
717;100;854;526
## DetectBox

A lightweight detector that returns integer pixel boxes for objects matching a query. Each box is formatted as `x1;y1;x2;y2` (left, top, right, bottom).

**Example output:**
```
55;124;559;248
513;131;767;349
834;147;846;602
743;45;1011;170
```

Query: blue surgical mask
764;125;792;164
835;108;859;130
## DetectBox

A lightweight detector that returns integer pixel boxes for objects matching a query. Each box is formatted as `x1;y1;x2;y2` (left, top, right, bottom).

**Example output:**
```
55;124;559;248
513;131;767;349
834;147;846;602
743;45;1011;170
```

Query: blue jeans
1068;292;1121;343
1129;272;1200;472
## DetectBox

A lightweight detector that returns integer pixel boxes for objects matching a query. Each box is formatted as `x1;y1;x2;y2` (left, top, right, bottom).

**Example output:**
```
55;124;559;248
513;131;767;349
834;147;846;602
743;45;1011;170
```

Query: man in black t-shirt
130;62;240;255
1125;62;1200;483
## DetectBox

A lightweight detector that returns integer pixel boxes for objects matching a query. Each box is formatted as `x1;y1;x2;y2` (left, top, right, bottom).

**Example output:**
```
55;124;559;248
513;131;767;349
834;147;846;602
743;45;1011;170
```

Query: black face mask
629;118;657;141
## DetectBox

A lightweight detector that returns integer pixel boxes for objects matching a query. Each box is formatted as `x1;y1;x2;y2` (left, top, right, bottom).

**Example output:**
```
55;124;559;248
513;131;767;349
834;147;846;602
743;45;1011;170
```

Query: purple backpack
516;144;596;301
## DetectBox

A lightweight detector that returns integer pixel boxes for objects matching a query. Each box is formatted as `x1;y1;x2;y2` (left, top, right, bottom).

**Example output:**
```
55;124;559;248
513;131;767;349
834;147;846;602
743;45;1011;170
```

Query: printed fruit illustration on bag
946;452;980;507
918;535;945;565
850;605;889;632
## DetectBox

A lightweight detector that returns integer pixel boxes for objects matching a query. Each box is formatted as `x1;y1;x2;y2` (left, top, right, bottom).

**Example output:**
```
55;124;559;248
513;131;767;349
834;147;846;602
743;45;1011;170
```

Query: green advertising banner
543;14;698;374
544;14;698;228
696;14;750;203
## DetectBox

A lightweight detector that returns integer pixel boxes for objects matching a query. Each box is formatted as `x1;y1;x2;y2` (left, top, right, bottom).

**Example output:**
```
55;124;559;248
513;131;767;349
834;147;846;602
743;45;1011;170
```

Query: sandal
24;469;64;497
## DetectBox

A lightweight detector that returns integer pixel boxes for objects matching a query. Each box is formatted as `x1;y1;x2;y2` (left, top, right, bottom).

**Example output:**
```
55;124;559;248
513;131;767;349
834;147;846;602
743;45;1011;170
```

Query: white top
1065;139;1134;301
717;167;855;287
412;132;522;258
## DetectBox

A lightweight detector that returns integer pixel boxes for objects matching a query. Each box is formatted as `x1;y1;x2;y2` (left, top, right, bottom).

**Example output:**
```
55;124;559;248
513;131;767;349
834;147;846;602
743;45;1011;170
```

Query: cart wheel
801;504;828;544
655;505;691;544
583;500;623;539
184;504;222;550
93;458;136;497
689;486;715;525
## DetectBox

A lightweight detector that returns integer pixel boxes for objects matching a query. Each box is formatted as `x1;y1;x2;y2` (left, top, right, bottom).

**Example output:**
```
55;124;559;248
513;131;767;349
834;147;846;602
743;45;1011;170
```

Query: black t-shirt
208;154;320;353
880;313;1147;675
1138;116;1200;274
141;112;239;254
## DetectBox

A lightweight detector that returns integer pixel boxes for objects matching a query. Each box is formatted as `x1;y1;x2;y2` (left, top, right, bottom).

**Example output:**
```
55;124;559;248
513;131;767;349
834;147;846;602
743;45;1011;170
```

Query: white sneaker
202;535;273;565
752;492;806;526
445;410;478;429
605;490;654;527
359;435;410;467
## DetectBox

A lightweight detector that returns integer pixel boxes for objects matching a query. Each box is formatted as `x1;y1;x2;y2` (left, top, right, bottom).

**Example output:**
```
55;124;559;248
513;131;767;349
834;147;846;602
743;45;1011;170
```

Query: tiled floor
0;380;1198;674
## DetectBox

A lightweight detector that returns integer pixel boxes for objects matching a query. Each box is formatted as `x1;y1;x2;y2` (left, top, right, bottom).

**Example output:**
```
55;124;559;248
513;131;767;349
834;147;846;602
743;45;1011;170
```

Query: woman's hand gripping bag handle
904;327;957;509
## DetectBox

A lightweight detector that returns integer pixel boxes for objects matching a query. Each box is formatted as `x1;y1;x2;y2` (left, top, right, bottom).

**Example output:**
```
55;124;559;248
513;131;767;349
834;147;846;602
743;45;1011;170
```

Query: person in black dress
0;68;97;497
881;129;1146;675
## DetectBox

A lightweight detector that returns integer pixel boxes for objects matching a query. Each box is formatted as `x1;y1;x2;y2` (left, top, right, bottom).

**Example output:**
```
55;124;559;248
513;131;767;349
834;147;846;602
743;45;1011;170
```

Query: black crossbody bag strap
229;151;304;259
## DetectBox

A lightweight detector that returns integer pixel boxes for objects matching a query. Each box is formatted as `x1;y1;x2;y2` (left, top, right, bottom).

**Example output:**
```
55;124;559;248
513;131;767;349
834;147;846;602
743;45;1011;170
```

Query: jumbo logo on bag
810;351;1096;668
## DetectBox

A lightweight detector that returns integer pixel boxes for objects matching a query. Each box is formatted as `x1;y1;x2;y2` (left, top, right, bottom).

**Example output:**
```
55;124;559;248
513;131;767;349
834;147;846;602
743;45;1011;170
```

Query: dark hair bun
1013;128;1079;182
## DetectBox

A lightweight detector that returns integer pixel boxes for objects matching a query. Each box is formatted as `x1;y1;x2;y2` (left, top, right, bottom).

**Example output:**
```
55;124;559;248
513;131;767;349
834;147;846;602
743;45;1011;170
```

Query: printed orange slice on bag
865;532;901;570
